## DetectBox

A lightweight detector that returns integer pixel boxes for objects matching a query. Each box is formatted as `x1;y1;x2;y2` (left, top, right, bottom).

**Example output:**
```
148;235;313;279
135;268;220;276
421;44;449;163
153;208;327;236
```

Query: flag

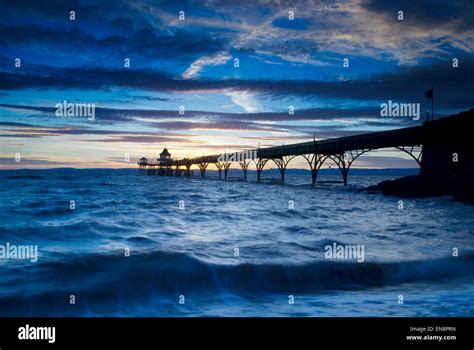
425;88;433;99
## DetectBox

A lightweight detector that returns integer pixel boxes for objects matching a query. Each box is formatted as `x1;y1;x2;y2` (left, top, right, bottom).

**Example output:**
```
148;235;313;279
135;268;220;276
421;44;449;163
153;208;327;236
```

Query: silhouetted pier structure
138;109;474;186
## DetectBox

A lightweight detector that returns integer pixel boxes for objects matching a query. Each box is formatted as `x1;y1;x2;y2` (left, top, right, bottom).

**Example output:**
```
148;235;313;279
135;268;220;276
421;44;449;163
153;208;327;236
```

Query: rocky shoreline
366;175;474;204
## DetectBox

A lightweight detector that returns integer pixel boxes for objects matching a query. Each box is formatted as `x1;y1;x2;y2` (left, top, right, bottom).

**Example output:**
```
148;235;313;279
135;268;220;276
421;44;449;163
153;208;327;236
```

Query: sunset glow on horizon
1;0;473;169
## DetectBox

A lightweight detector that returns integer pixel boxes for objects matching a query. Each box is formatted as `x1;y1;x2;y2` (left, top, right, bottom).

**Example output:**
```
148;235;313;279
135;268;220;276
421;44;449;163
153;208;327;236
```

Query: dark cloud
0;24;96;47
2;0;150;28
0;157;78;166
2;0;81;18
0;134;41;138
1;57;472;110
0;104;418;130
0;121;200;140
363;0;474;31
93;135;193;143
133;96;173;102
146;120;289;132
0;121;38;127
0;103;422;142
1;0;231;72
0;24;227;64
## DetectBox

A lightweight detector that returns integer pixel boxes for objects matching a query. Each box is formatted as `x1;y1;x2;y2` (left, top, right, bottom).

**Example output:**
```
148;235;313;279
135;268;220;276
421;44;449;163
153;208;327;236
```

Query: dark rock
376;176;443;197
366;175;474;203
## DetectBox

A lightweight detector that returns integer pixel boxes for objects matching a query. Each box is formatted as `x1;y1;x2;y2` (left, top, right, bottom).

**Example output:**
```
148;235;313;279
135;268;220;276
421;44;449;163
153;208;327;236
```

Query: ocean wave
35;207;74;217
2;170;474;316
6;175;43;180
125;236;157;244
57;176;74;181
3;250;473;300
283;225;312;234
270;210;309;219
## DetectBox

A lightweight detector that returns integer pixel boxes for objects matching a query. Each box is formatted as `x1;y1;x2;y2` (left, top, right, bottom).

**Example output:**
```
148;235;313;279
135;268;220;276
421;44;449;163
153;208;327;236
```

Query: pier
138;109;474;186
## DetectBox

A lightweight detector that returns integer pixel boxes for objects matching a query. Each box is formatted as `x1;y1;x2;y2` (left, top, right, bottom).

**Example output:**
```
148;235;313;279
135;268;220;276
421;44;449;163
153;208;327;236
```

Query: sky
0;0;473;169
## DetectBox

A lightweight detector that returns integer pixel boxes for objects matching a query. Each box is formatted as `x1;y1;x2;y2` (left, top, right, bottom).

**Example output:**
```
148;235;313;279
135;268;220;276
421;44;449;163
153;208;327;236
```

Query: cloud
0;157;78;166
182;51;232;79
2;0;473;72
1;103;424;148
363;0;474;30
225;91;261;113
0;24;227;66
197;0;474;66
0;120;200;140
93;135;193;143
1;56;473;111
3;0;471;169
0;104;418;127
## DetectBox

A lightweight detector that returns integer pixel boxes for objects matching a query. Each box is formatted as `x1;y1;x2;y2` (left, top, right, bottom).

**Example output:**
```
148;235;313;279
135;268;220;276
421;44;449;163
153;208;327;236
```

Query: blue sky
0;0;473;169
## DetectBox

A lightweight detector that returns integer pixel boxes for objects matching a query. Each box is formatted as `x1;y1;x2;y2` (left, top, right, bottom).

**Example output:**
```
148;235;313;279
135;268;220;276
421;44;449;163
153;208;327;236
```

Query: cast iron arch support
215;162;223;179
395;145;423;166
185;164;192;177
329;149;371;185
256;158;269;182
302;153;330;185
223;162;232;180
197;162;208;178
272;155;297;182
239;160;251;181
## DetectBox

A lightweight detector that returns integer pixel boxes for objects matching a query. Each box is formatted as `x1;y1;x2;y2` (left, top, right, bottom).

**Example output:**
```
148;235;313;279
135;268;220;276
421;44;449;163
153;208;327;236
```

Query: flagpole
431;88;434;121
425;88;434;122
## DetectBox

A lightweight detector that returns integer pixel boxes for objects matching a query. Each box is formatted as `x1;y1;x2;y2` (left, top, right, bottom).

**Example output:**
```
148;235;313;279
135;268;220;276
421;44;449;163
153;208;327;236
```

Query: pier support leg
239;160;250;181
198;163;208;178
185;164;192;177
341;163;348;186
330;154;349;185
224;162;231;180
256;159;268;182
216;162;231;179
216;163;223;179
303;154;329;185
329;149;370;186
272;156;296;182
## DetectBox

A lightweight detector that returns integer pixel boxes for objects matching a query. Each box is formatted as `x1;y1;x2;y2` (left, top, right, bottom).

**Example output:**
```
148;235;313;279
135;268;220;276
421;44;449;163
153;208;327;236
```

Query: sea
0;168;473;316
